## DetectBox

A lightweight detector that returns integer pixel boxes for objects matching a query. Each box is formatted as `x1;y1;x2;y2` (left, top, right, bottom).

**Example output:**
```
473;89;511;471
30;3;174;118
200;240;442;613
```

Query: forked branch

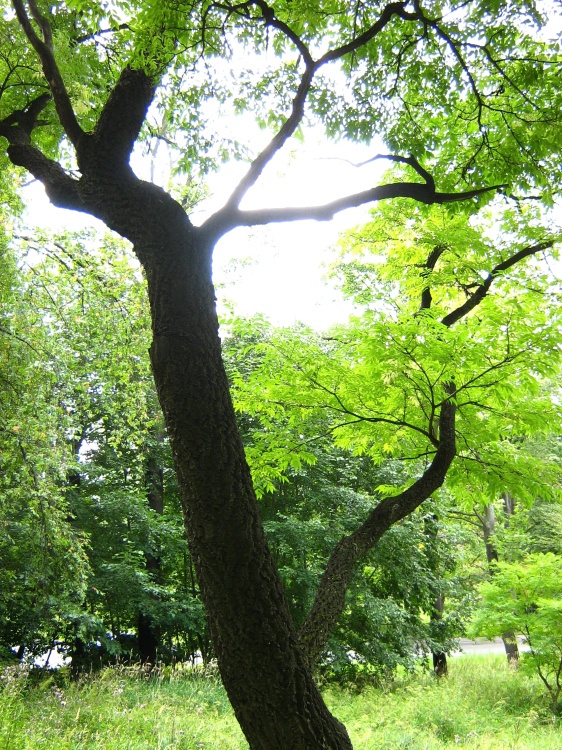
11;0;83;146
222;1;418;210
441;239;555;327
298;383;456;667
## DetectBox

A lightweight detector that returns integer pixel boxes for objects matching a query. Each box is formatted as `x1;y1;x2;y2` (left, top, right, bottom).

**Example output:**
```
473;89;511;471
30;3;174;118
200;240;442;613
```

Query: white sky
21;132;384;330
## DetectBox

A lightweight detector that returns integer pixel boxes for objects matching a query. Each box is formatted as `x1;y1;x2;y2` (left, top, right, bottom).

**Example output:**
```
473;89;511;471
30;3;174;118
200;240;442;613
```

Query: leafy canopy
230;199;562;505
0;0;560;198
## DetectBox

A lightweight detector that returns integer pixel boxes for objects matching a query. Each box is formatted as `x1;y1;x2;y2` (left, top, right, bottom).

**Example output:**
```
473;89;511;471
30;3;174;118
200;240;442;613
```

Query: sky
204;138;385;329
21;128;384;331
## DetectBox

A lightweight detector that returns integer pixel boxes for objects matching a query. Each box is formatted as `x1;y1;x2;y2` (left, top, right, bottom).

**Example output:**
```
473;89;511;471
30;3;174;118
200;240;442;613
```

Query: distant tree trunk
431;592;448;676
423;513;448;676
481;503;519;665
69;632;87;676
503;491;515;517
138;426;165;665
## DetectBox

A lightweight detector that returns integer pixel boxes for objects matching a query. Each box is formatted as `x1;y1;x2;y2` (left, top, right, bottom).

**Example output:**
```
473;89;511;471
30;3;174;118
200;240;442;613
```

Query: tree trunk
481;503;519;666
431;593;448;677
142;218;351;748
138;427;165;665
0;61;460;747
8;138;352;744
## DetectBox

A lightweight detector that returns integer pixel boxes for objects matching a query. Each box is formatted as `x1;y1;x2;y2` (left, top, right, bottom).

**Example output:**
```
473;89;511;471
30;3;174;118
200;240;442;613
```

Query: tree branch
75;24;130;45
376;153;436;189
223;67;315;210
87;66;157;169
298;383;456;667
12;1;156;170
441;240;554;327
216;1;313;65
318;1;419;64
12;0;83;146
0;92;50;135
420;245;446;310
0;93;84;211
221;1;418;211
8;142;85;210
423;14;484;129
202;180;505;241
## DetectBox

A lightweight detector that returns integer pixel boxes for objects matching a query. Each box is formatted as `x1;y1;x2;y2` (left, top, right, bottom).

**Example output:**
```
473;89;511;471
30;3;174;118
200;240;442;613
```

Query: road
452;636;529;657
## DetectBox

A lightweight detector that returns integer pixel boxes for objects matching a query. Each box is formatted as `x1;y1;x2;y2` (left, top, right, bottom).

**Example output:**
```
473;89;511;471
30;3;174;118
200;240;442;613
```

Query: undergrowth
1;656;560;749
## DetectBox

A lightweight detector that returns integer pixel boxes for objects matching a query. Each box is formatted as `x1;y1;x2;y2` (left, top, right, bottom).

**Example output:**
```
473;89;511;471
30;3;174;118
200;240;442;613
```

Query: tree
0;232;90;663
477;498;520;664
0;2;561;746
12;231;209;668
471;553;562;714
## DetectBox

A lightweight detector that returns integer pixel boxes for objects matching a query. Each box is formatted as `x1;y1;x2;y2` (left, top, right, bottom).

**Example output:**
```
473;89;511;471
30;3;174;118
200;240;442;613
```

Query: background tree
0;232;89;663
471;553;562;714
0;231;210;668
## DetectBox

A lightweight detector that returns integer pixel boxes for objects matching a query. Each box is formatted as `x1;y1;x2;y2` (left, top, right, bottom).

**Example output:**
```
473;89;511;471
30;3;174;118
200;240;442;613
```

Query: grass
1;656;561;749
326;656;561;749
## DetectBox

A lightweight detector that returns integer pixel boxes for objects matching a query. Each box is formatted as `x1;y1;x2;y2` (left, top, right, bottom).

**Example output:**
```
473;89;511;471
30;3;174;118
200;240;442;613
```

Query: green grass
1;656;561;749
326;656;561;749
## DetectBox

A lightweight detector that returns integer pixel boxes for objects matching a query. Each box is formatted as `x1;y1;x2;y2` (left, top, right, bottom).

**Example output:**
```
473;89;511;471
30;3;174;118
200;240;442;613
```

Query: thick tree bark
143;219;351;748
1;86;352;750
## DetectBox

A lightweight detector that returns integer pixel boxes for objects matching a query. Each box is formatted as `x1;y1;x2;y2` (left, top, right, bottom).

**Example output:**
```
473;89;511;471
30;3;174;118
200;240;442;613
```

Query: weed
1;656;562;749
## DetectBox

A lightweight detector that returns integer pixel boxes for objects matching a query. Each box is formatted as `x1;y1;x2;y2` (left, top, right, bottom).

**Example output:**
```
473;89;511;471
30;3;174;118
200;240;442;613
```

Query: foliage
223;191;562;681
323;507;471;683
0;230;211;666
230;200;562;505
470;553;562;713
0;232;89;659
492;493;562;563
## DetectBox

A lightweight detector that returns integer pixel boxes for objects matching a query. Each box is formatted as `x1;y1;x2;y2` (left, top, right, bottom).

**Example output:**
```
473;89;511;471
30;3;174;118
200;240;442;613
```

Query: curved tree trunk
3;87;352;748
141;220;352;748
0;61;455;749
